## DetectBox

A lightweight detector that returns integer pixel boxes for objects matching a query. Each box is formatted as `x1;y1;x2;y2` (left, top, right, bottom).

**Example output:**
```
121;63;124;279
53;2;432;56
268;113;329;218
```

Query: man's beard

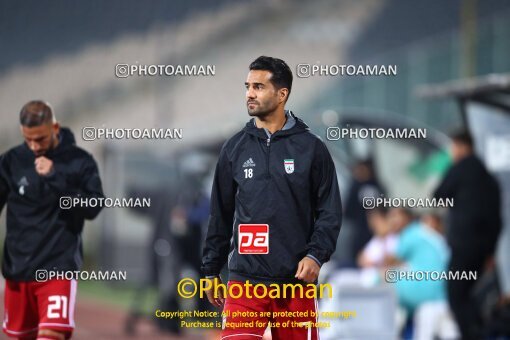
34;133;57;157
247;101;277;118
248;108;270;117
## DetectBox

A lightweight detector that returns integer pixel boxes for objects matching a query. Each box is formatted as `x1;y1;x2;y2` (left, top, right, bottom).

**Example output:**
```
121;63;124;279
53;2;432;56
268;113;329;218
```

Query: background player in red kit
201;56;342;339
0;101;104;339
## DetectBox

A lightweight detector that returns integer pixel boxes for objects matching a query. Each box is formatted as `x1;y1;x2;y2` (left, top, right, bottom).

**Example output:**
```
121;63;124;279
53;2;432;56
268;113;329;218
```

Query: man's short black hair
450;129;473;148
20;100;55;127
249;56;293;101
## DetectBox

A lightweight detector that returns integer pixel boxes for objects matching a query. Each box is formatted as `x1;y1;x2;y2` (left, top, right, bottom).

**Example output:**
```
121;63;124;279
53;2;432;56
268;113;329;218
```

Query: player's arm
39;154;105;219
201;144;236;306
297;140;342;283
201;144;236;277
0;155;10;213
73;156;105;219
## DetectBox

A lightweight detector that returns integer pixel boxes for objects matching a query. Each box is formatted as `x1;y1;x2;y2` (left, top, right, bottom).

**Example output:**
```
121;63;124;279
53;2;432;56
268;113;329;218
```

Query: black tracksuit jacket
433;154;501;254
201;113;342;283
0;128;104;281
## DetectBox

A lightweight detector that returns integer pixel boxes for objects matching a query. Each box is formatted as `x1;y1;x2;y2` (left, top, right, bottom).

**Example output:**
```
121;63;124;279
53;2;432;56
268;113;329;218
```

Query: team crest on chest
284;159;294;174
17;176;29;195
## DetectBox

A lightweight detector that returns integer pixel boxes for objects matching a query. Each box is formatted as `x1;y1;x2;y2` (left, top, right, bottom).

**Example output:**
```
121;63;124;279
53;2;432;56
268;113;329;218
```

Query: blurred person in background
384;208;454;340
421;212;445;235
357;208;398;269
0;100;104;339
184;188;211;300
486;294;510;337
433;129;502;339
125;179;214;336
344;159;385;267
124;187;182;335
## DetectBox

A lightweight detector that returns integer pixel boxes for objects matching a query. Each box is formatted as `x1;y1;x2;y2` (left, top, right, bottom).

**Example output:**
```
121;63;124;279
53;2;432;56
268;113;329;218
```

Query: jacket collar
243;111;309;140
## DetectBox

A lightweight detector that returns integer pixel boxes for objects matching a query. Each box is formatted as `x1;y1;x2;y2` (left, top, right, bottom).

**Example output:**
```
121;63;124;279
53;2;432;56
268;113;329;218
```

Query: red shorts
3;279;77;339
221;280;319;340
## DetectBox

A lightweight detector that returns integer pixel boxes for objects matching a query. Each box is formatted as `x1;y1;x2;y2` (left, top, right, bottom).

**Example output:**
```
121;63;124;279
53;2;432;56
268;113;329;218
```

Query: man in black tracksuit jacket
201;57;342;339
433;130;501;340
0;100;104;339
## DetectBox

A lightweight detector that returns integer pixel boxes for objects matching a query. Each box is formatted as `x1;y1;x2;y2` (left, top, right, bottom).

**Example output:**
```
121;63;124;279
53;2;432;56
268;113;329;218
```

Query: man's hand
35;157;54;176
204;276;225;308
295;257;321;283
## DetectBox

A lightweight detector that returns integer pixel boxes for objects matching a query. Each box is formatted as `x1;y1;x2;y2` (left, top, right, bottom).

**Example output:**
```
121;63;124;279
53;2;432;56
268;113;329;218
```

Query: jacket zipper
266;137;271;179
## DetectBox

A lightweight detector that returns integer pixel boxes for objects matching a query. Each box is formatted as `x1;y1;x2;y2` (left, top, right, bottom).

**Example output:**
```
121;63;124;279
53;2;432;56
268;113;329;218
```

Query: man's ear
52;122;60;136
279;88;289;103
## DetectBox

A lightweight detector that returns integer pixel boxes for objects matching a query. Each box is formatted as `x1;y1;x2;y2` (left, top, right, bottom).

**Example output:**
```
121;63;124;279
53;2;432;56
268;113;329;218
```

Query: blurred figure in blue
385;208;457;340
433;130;502;339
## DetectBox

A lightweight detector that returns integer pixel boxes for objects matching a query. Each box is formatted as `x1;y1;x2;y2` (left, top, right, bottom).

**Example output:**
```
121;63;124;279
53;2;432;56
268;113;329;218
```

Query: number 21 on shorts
48;295;68;319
